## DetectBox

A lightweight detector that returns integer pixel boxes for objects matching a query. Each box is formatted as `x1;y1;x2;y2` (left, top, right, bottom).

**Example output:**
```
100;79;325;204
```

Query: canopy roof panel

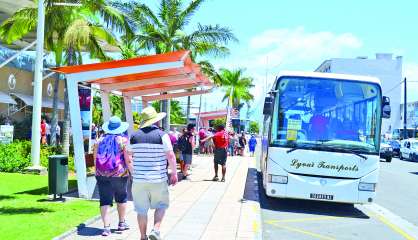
50;50;213;97
196;110;228;118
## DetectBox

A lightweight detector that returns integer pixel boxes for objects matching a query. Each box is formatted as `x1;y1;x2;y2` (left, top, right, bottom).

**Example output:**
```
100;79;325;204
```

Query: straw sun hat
139;106;166;128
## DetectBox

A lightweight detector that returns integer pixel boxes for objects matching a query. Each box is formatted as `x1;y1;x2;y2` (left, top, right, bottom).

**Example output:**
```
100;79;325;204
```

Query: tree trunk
161;98;170;131
186;95;191;124
50;74;60;146
62;49;74;155
62;79;71;155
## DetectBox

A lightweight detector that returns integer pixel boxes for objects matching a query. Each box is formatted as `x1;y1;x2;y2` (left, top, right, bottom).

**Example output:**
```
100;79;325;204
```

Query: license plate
310;193;334;200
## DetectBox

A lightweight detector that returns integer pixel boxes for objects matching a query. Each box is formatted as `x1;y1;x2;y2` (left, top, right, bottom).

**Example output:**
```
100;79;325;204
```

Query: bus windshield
271;76;382;154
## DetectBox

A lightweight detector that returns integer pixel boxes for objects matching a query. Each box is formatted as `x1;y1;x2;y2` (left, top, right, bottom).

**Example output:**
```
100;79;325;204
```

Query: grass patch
0;173;99;240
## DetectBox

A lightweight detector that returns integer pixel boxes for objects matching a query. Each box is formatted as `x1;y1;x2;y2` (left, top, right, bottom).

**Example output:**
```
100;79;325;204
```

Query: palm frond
178;0;206;29
189;24;238;45
0;7;37;44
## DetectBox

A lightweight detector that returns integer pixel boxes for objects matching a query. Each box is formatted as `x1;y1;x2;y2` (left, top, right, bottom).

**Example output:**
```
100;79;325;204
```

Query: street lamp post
27;0;46;173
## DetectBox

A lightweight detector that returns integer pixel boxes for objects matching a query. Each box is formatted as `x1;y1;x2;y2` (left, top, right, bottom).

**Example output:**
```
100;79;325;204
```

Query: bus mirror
263;96;273;115
383;96;390;105
382;96;391;119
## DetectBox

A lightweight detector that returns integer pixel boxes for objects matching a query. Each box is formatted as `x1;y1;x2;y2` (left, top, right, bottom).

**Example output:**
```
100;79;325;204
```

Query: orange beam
141;89;210;102
88;68;191;85
123;83;197;97
51;50;191;74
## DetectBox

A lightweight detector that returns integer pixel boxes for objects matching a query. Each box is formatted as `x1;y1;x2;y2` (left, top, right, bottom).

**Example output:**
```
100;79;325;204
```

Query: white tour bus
260;71;391;204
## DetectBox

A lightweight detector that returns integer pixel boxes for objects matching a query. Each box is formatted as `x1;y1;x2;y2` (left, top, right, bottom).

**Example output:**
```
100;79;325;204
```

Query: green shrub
0;141;31;172
0;141;75;172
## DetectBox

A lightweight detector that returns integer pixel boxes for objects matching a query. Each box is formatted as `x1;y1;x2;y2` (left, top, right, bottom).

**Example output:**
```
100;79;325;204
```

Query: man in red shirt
204;125;229;182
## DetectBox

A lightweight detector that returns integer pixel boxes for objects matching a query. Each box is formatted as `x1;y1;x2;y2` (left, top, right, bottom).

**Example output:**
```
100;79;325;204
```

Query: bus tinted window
271;77;382;154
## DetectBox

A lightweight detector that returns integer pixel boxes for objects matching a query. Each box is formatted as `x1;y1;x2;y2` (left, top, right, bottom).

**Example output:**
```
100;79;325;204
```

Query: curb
248;157;263;240
52;208;116;240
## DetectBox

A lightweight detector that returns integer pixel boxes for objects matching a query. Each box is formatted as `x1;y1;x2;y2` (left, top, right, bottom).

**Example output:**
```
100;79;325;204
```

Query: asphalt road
252;155;418;240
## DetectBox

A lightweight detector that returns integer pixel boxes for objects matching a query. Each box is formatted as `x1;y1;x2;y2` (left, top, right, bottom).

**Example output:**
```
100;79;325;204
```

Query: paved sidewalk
59;155;261;240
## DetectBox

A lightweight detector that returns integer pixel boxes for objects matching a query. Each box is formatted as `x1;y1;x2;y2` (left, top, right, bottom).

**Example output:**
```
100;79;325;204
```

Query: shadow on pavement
243;168;370;219
76;224;102;236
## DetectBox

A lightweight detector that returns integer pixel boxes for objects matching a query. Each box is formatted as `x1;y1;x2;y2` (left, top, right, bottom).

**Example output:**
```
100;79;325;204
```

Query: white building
315;53;403;134
400;101;418;128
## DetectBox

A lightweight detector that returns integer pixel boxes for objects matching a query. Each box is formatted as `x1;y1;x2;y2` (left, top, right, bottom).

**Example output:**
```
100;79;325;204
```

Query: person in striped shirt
129;107;178;240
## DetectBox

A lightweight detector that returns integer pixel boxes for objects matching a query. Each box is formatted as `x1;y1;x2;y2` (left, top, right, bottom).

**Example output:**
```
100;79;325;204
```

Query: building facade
316;53;403;134
0;45;65;122
400;101;418;129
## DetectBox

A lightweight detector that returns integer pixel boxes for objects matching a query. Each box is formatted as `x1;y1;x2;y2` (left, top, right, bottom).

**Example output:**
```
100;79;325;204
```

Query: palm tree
215;68;255;109
0;0;129;153
114;0;237;129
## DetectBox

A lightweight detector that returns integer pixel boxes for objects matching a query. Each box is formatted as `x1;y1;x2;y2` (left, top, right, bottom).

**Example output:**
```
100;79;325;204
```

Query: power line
383;80;404;95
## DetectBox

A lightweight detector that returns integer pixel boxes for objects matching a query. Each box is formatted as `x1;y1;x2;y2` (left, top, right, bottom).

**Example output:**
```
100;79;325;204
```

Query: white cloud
204;27;364;120
248;27;362;68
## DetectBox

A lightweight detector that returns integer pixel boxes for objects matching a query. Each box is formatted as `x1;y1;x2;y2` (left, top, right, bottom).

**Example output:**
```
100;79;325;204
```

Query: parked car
380;139;393;162
400;139;418;161
388;139;401;157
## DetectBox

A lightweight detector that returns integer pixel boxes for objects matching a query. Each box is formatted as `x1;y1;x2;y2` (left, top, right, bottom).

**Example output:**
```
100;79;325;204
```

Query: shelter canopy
52;50;212;96
48;50;213;199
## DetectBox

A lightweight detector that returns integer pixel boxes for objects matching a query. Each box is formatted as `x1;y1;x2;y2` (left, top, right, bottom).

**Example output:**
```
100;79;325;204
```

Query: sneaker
118;221;130;231
212;176;219;181
101;226;111;236
221;178;225;182
148;229;161;240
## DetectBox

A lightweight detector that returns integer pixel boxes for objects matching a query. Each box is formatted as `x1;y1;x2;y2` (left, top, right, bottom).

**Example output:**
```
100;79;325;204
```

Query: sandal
102;225;111;236
212;176;219;181
118;221;130;231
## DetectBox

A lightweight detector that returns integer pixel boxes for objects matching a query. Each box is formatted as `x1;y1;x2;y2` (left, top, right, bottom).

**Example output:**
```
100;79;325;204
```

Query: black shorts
214;148;227;165
96;176;128;206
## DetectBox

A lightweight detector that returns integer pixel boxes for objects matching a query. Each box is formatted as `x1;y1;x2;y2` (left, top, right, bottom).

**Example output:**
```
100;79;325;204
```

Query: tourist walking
40;119;47;145
205;128;215;155
45;121;51;145
248;134;257;157
93;116;131;237
178;123;195;180
198;127;207;154
55;123;61;145
238;132;247;156
228;132;236;156
204;125;229;182
130;106;178;240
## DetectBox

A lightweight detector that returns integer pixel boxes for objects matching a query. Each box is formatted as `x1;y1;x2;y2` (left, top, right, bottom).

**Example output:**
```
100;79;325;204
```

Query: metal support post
29;0;46;171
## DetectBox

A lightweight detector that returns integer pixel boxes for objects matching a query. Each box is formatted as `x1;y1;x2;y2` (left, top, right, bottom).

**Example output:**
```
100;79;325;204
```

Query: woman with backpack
93;116;133;236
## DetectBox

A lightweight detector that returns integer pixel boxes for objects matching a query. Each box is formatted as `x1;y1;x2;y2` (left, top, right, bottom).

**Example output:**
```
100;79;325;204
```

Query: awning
51;50;212;97
0;91;17;104
10;92;64;109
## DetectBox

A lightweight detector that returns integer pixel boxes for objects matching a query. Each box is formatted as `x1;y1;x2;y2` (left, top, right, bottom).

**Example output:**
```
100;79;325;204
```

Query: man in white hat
129;106;178;240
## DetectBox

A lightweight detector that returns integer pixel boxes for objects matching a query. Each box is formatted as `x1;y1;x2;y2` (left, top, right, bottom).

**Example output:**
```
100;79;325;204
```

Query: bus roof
275;71;381;85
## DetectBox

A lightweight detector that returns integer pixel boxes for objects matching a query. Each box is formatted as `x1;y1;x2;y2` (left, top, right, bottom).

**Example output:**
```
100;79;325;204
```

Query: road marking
266;221;336;240
362;203;418;240
266;216;338;224
371;213;416;240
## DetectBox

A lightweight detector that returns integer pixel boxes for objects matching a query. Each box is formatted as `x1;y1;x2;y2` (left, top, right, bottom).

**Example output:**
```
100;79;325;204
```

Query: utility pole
28;0;46;173
404;77;407;140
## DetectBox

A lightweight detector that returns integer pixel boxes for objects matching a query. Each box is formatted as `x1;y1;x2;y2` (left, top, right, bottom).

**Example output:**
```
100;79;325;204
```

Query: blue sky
153;0;418;117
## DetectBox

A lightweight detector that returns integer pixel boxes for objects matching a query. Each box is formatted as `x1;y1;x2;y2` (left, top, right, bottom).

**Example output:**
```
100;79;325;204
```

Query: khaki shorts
132;181;170;216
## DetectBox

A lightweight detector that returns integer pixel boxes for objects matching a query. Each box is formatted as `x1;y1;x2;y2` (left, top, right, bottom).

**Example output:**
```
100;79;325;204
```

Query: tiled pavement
58;155;262;240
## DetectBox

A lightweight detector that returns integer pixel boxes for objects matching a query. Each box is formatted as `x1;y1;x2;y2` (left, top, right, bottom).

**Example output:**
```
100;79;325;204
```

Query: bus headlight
268;174;288;184
359;182;376;192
